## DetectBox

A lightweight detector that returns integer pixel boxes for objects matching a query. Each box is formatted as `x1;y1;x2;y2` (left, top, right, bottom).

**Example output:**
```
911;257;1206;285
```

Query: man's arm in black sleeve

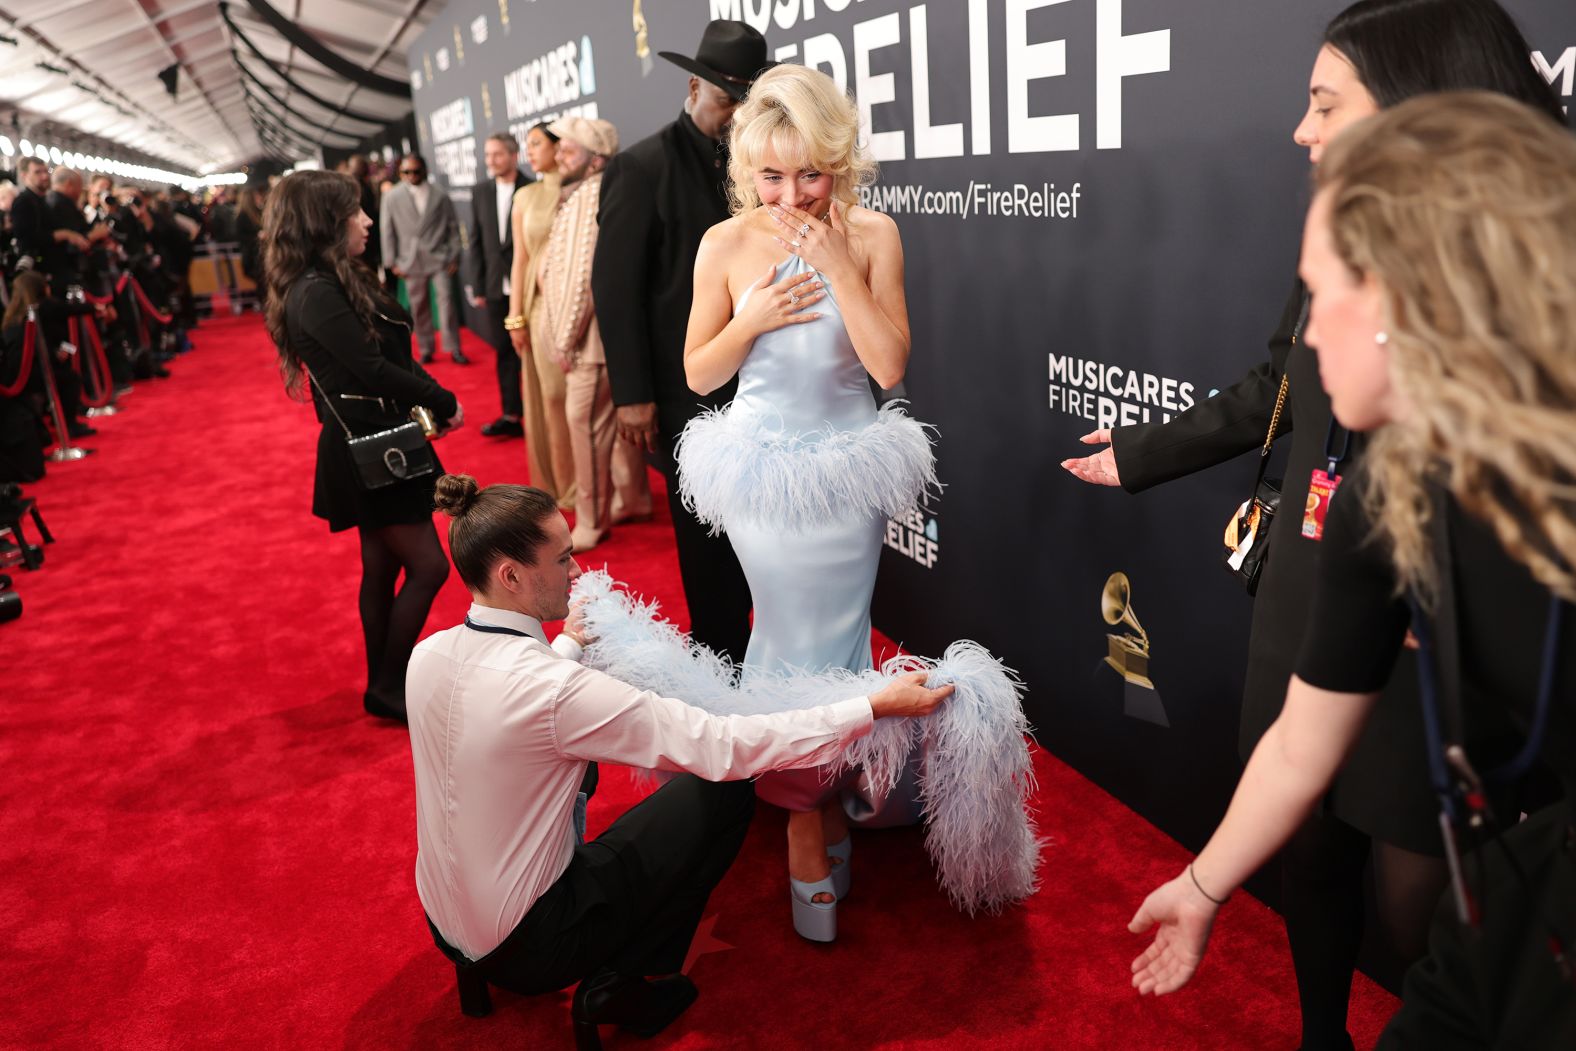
1110;277;1306;494
592;151;658;407
462;189;485;296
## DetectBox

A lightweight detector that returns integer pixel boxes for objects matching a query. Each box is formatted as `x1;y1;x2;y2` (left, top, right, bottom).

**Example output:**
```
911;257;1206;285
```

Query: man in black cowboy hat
592;19;773;666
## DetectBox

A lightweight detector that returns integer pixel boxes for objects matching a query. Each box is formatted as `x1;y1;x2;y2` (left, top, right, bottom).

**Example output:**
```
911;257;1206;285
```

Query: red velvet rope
0;318;38;398
128;275;174;325
69;315;115;409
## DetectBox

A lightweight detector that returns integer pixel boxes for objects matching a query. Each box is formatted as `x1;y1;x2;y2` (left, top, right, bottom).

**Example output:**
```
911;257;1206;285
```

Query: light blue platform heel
789;876;838;942
826;837;852;901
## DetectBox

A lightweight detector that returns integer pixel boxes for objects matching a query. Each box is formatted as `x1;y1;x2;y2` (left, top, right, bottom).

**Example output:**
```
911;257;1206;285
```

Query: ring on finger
798;222;810;237
789;292;800;304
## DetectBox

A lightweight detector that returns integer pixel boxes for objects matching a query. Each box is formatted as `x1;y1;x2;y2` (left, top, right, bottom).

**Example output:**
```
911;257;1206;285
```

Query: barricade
25;309;89;463
67;307;118;414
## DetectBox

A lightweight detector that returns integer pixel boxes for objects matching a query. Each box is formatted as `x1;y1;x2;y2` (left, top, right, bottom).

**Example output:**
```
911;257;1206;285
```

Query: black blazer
285;270;457;424
593;112;737;464
1112;278;1439;853
10;189;51;266
286;270;458;532
465;171;531;303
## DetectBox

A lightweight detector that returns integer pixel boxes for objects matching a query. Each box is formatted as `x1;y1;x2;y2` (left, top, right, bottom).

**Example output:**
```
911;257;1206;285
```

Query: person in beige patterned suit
537;117;650;553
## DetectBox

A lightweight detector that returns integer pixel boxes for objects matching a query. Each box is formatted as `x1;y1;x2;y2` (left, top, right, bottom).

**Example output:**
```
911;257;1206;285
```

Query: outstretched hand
1127;871;1219;996
1061;429;1122;487
868;671;955;719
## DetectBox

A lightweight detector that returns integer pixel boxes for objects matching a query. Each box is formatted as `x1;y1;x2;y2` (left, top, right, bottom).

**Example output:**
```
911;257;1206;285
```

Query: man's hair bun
433;473;480;517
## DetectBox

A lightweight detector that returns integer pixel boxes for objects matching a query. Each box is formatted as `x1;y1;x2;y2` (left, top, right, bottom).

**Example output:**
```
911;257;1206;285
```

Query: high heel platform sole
789;876;838;942
827;837;852;901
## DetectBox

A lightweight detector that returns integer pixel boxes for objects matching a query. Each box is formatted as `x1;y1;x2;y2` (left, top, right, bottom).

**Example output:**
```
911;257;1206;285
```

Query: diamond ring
789;292;800;304
799;222;811;237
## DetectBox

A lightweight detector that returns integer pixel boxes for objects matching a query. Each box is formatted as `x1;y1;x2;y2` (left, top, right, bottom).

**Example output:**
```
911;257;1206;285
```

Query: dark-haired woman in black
264;169;463;722
1064;2;1567;1046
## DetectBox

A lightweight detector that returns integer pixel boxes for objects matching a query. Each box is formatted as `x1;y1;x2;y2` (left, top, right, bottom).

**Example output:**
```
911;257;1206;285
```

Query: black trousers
658;434;752;667
435;776;755;994
484;297;523;418
1379;805;1576;1048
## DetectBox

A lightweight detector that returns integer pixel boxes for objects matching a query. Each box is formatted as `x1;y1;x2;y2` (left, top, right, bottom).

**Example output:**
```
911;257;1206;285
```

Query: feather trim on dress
673;400;939;534
571;570;1042;915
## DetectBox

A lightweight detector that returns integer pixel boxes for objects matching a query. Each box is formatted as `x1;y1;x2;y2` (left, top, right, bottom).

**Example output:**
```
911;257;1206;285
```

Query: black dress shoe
362;691;408;723
67;421;97;439
571;971;698;1049
418;349;435;365
480;417;524;438
450;349;472;365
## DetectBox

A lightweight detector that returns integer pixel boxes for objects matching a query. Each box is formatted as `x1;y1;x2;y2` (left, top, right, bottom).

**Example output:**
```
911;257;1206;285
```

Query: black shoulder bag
1223;294;1308;595
309;375;437;490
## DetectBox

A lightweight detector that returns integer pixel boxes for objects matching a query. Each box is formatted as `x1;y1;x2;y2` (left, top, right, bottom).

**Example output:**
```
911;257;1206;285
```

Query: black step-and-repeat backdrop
410;1;1573;850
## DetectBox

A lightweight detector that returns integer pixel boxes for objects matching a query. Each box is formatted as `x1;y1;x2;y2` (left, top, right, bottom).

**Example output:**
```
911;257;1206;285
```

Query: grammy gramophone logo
632;0;654;76
1099;572;1168;725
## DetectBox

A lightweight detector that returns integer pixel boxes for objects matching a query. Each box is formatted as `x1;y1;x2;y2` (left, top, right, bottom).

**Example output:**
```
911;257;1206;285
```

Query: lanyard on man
463;616;600;841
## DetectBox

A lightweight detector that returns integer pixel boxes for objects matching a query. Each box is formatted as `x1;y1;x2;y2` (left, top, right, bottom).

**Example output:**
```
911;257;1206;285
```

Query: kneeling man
407;473;951;1045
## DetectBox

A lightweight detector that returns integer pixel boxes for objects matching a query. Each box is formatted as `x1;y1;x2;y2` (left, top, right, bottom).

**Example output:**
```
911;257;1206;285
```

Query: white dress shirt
407;602;874;960
409;180;431;217
496;178;515;294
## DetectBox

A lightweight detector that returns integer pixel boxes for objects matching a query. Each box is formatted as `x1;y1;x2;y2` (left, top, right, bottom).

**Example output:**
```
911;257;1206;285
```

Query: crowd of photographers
0;155;230;566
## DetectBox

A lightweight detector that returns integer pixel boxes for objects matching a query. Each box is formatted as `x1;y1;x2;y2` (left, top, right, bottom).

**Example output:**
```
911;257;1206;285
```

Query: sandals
789;875;838;942
826;837;852;901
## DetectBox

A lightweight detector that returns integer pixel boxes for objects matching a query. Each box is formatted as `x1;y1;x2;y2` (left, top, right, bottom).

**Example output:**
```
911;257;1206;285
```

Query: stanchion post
30;308;88;462
72;303;120;418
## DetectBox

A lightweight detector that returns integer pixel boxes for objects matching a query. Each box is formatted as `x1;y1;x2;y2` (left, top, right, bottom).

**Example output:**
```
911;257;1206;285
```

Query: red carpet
2;315;1398;1049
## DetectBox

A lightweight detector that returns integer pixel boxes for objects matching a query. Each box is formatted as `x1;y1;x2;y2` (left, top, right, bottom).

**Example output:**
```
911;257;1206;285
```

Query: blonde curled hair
1316;91;1576;604
727;64;877;215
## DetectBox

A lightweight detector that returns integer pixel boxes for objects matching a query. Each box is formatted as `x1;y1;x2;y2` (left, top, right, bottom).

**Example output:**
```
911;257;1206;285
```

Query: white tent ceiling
0;0;436;174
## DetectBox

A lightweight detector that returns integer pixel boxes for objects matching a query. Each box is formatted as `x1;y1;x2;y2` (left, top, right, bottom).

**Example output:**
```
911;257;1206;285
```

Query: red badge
1302;468;1342;541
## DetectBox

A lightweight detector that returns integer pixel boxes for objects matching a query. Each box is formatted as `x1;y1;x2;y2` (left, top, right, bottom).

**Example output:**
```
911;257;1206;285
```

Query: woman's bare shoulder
843;203;899;241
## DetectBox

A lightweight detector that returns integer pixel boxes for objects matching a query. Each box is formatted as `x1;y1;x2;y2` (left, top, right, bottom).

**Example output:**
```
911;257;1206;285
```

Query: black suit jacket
44;191;89;288
465;171;532;303
593;112;736;468
10;188;52;268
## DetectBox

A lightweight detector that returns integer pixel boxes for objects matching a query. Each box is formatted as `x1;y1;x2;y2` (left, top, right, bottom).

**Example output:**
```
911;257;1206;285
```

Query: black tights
357;521;449;705
1282;811;1450;1051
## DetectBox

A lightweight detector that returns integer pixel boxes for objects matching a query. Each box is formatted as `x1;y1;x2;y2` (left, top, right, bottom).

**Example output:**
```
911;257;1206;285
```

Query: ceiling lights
1;135;247;190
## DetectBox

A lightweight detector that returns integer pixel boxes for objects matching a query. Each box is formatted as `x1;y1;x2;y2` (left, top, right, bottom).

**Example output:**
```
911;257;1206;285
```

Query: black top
10;188;52;265
285;269;457;532
44;191;88;288
1;299;95;381
1298;475;1575;819
593;111;738;469
1112;278;1439;851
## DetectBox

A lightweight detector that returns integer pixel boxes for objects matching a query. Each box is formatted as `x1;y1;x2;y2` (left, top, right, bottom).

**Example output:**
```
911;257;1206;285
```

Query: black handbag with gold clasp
310;375;436;491
1223;293;1307;595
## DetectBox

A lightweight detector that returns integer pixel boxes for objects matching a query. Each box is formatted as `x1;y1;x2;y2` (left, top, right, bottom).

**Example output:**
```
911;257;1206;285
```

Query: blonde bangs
727;64;877;215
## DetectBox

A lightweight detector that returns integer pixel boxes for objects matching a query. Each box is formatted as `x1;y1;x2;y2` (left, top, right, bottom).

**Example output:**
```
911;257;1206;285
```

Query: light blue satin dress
675;253;936;814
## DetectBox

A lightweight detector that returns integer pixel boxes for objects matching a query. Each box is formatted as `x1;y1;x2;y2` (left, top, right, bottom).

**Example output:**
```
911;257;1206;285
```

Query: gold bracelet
502;314;527;331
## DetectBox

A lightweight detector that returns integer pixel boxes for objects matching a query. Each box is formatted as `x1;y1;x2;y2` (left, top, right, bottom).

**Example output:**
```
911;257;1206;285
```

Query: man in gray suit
380;153;469;364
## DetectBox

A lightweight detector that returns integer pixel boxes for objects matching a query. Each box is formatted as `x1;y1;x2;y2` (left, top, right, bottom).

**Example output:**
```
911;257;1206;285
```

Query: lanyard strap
1412;592;1567;817
463;616;532;638
1322;418;1351;475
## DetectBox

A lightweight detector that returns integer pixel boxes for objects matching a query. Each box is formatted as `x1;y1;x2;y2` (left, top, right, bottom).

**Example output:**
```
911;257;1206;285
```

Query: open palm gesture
1127;872;1219;996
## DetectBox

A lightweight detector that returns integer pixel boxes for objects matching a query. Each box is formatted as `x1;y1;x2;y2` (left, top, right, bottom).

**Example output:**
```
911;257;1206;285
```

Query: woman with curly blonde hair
1129;91;1576;1046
